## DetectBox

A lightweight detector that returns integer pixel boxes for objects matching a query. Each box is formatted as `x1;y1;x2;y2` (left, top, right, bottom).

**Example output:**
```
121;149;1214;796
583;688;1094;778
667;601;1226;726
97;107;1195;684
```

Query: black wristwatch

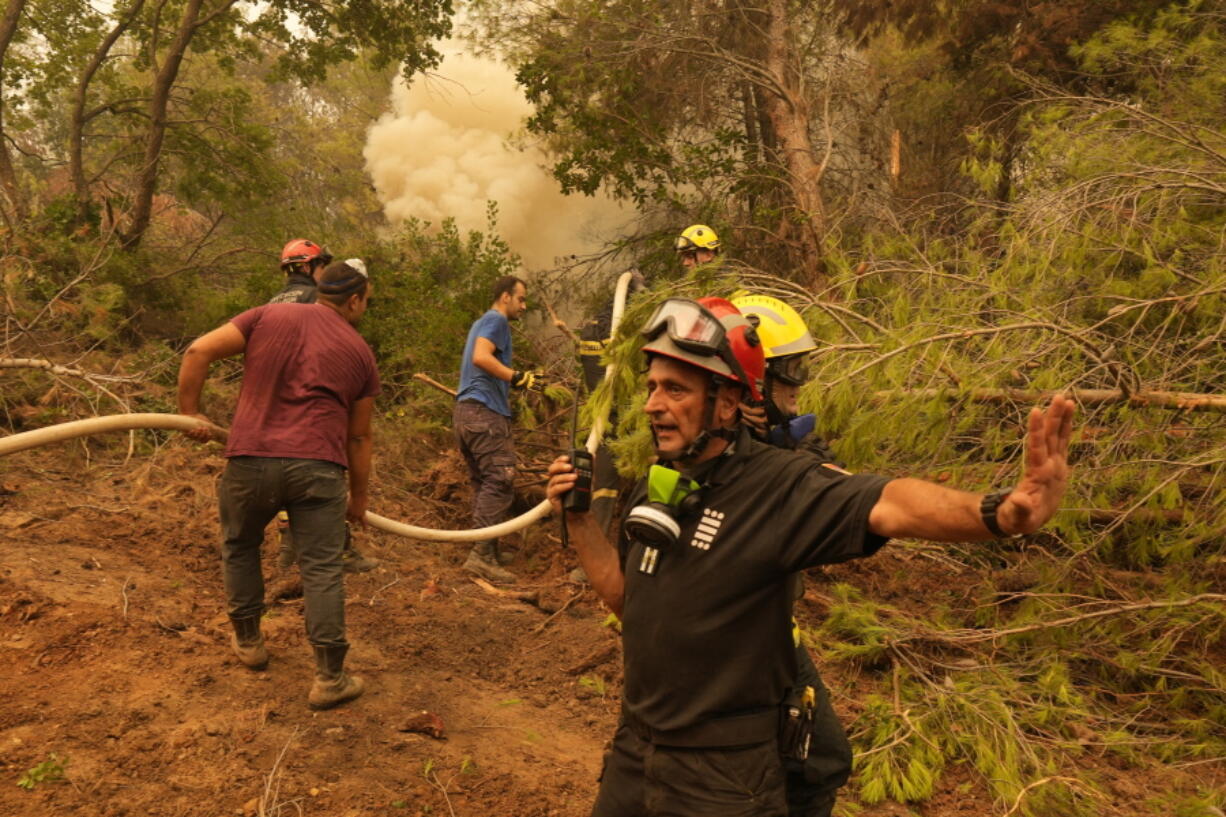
979;489;1017;538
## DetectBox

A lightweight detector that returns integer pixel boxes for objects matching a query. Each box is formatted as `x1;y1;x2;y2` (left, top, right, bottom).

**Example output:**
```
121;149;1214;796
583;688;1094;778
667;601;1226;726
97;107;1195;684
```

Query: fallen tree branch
1;357;140;384
899;594;1226;647
1002;776;1096;817
541;297;581;344
870;387;1226;414
565;642;619;675
469;576;540;605
412;373;457;397
533;590;583;634
827;323;1133;390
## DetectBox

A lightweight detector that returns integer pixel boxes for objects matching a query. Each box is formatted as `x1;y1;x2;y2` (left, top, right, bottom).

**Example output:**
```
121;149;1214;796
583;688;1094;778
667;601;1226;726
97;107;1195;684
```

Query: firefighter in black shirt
546;296;1075;817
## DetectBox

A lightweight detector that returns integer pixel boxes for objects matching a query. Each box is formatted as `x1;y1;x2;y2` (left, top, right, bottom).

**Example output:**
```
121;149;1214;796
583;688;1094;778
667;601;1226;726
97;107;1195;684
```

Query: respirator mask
624;464;705;551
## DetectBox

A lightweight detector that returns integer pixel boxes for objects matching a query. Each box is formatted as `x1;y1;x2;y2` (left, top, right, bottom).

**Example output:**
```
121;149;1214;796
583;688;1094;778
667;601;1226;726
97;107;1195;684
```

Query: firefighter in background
269;238;330;304
731;292;841;464
270;239;377;574
674;223;721;269
577;272;647;566
732;292;850;817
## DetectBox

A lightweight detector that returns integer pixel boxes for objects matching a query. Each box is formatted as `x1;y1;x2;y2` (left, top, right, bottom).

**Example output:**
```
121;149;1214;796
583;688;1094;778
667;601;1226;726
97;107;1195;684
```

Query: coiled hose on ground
0;272;635;542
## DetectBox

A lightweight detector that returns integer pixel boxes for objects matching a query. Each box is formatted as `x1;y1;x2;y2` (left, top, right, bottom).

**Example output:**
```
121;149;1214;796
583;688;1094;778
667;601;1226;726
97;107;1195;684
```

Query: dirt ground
0;431;1218;816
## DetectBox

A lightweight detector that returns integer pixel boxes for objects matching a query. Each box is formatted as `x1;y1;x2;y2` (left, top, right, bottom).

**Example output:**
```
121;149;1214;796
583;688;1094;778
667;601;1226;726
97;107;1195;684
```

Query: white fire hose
0;271;636;543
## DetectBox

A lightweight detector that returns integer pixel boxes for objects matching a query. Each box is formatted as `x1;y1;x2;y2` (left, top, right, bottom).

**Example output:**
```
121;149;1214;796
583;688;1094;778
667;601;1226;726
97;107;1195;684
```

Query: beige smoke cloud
364;44;628;271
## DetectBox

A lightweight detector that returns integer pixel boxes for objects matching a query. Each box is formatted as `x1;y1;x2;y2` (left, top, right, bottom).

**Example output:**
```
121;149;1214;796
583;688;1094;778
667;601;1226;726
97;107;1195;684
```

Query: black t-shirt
616;428;889;733
267;273;318;305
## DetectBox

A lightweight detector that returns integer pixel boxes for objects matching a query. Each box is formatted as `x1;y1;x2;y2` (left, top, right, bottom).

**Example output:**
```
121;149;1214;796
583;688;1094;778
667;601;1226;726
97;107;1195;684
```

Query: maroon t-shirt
224;303;380;468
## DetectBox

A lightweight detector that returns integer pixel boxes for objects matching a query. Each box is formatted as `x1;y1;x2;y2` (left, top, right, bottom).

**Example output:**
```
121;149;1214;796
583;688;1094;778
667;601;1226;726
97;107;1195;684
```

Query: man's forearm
176;349;211;415
473;353;513;382
177;323;246;416
347;434;372;501
869;478;995;541
564;513;625;616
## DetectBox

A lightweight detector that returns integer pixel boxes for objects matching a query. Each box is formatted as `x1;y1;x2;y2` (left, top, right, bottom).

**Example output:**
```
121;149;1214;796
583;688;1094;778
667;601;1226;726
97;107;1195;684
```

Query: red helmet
280;238;332;269
640;296;764;402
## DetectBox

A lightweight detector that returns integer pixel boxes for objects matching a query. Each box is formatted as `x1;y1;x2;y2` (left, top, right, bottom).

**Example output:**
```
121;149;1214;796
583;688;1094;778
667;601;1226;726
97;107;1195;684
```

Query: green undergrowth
806;582;1225;814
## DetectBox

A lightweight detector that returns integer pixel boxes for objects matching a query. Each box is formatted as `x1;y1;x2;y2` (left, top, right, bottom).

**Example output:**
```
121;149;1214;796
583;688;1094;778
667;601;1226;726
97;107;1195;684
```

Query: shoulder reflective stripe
579;340;608;354
821;463;851;475
592;488;619;500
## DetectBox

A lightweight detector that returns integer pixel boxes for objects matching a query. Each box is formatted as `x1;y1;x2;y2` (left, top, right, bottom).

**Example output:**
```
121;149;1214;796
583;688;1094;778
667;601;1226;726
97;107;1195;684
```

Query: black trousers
591;651;850;817
786;647;851;817
592;725;788;817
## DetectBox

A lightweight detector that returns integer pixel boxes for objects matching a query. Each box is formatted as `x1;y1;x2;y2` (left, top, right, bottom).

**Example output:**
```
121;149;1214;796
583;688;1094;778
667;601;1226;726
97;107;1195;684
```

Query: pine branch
869;387;1226;414
898;594;1226;647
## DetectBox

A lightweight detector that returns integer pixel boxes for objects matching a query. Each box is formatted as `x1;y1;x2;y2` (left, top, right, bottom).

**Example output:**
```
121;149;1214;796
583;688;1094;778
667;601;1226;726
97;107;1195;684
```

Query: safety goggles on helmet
641;298;728;357
768;353;809;386
674;224;720;253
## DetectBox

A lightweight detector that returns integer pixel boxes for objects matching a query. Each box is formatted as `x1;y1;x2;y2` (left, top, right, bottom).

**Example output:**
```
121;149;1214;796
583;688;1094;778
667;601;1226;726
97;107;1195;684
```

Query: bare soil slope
0;435;1216;815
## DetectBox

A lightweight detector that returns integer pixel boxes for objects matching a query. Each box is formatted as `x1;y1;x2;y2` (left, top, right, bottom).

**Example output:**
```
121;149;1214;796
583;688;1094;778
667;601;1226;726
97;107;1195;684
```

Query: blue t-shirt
457;309;513;416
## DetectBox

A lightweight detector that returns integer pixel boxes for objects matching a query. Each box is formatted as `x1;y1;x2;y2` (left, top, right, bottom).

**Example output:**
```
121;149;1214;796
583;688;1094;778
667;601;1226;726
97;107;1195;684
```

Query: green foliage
578;675;608;697
854;695;944;803
816;585;893;667
16;753;67;790
358;211;523;404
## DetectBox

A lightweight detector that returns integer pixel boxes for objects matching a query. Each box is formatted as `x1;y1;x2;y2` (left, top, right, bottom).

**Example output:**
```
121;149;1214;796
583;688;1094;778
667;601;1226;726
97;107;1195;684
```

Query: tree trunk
758;0;826;285
0;0;29;225
121;0;206;250
71;0;146;228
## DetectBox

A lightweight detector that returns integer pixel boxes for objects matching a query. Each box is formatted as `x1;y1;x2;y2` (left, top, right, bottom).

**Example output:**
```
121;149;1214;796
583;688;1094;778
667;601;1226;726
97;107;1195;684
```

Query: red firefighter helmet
640;296;764;402
279;239;332;269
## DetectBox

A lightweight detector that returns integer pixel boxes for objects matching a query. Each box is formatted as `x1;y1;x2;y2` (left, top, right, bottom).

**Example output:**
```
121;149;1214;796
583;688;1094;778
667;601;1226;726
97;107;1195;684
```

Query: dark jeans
453;401;516;545
218;456;348;647
786;647;851;817
592;724;788;817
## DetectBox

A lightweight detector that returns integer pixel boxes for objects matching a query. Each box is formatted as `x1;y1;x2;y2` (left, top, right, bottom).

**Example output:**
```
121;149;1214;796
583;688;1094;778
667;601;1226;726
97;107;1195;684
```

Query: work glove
510;370;542;390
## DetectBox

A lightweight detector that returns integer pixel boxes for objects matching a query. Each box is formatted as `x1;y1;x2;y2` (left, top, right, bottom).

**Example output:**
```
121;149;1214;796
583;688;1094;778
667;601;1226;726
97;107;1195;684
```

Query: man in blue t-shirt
454;275;533;583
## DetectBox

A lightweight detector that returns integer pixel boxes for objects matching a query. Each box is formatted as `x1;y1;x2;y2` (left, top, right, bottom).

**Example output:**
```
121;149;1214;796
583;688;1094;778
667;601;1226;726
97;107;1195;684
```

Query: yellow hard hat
730;293;816;382
674;224;721;253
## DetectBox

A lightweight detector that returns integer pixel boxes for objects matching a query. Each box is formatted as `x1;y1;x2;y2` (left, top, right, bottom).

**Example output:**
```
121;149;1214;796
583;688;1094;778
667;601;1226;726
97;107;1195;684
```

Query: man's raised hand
997;394;1076;535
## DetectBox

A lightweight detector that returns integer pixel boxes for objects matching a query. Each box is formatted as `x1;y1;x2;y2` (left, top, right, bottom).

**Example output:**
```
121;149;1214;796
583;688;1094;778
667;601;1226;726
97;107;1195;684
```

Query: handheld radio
563;398;593;512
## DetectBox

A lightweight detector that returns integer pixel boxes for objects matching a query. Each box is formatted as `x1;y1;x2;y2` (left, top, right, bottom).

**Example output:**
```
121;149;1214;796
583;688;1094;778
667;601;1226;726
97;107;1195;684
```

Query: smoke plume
364;45;627;272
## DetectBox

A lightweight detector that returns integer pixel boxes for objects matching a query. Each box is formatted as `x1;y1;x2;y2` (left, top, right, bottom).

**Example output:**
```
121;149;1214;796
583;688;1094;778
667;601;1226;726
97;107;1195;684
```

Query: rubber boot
308;644;365;711
462;540;516;585
229;615;269;671
341;526;377;573
276;515;297;570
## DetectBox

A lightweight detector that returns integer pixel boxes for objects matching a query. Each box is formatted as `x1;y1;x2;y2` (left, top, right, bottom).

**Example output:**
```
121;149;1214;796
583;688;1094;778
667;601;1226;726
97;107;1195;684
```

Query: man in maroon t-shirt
177;260;379;711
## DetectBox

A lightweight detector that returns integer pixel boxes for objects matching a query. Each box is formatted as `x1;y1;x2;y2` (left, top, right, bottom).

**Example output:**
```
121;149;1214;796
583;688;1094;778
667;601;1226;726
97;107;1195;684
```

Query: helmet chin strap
764;376;793;428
